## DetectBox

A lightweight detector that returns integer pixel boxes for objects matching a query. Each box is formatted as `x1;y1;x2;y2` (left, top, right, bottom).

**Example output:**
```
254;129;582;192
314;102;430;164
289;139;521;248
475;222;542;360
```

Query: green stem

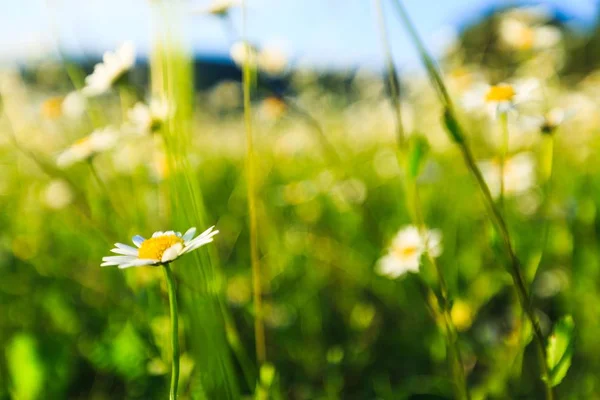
499;113;509;209
241;0;266;366
163;264;180;400
373;0;405;148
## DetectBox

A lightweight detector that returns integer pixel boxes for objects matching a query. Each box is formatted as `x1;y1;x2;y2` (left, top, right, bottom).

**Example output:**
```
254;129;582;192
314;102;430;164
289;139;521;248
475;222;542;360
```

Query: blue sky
1;0;597;69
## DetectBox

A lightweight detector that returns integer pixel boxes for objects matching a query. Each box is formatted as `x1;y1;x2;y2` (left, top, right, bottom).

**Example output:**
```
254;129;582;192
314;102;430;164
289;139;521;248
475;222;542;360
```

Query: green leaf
407;135;430;179
442;109;464;144
546;315;575;387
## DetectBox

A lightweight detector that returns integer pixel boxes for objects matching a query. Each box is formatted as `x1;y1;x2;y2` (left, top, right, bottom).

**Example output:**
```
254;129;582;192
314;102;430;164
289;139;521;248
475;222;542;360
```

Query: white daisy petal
101;255;138;267
110;247;139;256
132;235;145;247
118;259;157;269
152;231;164;238
161;243;184;263
182;227;197;242
182;238;214;254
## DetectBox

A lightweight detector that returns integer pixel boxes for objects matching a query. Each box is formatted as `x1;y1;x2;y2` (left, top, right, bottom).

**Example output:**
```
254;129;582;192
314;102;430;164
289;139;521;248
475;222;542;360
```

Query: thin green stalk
373;1;468;397
241;0;266;366
390;1;553;398
499;113;509;209
373;0;405;148
529;134;556;283
413;188;470;400
163;264;180;400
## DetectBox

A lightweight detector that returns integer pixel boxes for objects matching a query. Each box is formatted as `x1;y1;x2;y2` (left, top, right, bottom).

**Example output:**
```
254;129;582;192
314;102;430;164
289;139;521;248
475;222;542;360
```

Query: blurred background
2;0;600;399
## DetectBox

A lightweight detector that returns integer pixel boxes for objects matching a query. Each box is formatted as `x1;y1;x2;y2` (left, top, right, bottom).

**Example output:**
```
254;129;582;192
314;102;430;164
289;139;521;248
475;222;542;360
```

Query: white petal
111;243;139;256
110;248;139;256
132;235;145;247
161;243;184;263
118;259;157;269
182;227;196;242
101;255;137;267
102;255;137;263
182;237;214;254
152;231;164;238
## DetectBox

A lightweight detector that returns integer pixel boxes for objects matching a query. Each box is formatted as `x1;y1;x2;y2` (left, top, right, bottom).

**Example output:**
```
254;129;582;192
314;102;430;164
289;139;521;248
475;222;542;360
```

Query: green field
0;2;598;399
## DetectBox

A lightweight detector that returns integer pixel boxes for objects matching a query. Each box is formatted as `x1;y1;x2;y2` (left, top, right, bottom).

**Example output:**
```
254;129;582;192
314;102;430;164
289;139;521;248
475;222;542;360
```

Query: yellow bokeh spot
138;235;183;260
485;84;516;103
451;300;473;332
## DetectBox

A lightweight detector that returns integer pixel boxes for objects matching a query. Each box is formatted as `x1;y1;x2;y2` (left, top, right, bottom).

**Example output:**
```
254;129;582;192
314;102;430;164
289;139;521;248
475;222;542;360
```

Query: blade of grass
241;0;267;367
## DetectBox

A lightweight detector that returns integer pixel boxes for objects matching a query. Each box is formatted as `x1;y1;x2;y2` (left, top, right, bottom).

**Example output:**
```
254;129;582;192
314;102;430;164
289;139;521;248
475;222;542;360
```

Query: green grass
1;2;600;399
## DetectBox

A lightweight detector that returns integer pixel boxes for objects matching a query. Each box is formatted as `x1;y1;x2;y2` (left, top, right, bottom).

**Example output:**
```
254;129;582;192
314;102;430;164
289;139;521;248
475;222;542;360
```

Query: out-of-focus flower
539;108;571;134
376;225;442;279
82;42;135;97
194;0;240;16
479;152;536;199
230;41;289;76
499;17;561;51
41;91;86;120
41;96;64;119
259;96;287;120
43;179;73;210
101;226;218;269
258;45;288;76
56;127;119;168
62;91;86;118
127;98;170;135
463;79;539;118
230;41;258;69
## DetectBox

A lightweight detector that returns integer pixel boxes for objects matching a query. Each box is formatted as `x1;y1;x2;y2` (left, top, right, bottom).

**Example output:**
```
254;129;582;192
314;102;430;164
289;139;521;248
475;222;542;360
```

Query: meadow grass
1;1;597;399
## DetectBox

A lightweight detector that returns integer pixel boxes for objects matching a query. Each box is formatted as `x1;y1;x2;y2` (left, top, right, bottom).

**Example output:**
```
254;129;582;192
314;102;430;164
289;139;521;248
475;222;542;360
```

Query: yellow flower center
393;245;419;259
138;235;184;260
485;84;516;103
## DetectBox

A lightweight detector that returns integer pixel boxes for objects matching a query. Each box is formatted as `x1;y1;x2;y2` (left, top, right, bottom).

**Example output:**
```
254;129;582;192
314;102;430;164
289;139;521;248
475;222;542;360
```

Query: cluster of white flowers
54;41;175;168
376;226;442;279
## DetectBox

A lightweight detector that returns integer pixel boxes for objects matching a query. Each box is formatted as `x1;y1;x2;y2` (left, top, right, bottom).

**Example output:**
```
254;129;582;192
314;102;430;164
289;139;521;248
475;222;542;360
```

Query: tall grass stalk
373;1;469;397
241;0;267;367
499;113;509;208
150;2;239;397
390;1;554;398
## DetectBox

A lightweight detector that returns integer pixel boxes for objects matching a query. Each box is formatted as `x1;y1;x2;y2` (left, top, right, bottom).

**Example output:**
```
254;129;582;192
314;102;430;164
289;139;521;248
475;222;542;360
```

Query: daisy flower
101;226;219;269
376;225;442;279
126;98;171;135
479;152;536;199
499;17;561;51
56;127;119;168
82;41;136;97
258;45;289;76
538;108;571;135
462;79;539;119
